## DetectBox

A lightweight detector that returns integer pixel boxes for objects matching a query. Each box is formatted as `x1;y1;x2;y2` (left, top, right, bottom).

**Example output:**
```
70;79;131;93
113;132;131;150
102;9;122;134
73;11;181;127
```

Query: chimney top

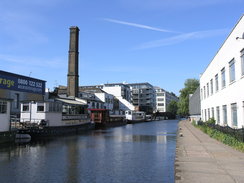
70;26;80;30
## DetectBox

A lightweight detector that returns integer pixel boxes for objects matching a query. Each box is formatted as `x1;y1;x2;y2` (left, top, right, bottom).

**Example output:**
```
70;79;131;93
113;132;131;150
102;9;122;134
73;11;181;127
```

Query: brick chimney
67;26;79;97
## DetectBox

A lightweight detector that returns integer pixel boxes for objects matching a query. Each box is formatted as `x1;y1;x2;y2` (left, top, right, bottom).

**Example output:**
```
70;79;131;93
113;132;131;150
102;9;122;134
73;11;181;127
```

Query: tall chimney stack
67;26;79;97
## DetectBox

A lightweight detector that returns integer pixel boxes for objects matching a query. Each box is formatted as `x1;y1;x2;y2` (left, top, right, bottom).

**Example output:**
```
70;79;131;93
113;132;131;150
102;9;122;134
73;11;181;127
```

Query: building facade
0;70;46;117
200;15;244;128
128;83;156;114
189;87;201;122
154;86;178;113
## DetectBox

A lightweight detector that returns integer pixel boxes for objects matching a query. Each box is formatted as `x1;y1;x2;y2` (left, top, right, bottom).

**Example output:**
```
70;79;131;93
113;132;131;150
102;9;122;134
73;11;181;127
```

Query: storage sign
0;70;46;95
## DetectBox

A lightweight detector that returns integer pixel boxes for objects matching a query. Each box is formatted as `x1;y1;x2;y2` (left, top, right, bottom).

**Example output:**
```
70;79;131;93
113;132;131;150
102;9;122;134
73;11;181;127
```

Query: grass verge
193;121;244;152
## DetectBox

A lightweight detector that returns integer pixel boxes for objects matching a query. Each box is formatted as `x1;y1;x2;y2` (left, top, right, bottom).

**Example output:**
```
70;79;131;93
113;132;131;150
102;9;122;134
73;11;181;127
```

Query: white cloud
103;18;178;33
135;28;229;49
0;54;65;69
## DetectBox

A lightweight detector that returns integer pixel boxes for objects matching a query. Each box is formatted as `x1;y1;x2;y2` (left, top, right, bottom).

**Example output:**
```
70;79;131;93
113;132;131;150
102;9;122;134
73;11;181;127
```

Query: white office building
200;15;244;128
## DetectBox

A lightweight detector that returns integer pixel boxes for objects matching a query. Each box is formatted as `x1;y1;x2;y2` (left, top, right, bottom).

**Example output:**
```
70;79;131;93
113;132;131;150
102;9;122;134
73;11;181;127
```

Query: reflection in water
0;120;179;183
66;138;79;183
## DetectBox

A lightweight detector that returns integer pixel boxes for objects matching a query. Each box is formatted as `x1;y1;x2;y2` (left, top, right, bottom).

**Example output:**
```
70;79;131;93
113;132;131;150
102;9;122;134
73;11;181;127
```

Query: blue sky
0;0;244;95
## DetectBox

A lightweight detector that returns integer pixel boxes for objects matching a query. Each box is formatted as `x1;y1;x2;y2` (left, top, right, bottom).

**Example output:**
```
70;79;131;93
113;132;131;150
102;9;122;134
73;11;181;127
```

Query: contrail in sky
103;18;179;33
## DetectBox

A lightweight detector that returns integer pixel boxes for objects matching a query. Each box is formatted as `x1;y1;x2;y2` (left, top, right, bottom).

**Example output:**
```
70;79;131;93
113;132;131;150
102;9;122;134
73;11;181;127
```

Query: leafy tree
167;100;178;116
177;78;199;116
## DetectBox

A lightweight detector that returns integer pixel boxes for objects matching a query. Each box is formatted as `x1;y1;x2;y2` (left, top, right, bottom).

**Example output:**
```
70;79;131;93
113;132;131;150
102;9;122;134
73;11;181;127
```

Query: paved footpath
175;120;244;183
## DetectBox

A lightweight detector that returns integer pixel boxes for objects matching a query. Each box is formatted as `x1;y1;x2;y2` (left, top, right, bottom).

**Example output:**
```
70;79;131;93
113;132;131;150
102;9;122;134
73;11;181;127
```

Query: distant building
189;87;201;122
200;15;244;128
0;70;46;117
154;86;178;113
81;83;134;113
128;83;156;114
79;87;114;112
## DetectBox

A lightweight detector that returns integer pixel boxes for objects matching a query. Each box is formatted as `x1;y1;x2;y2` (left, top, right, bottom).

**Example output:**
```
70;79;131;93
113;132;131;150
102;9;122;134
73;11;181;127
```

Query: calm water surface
0;120;179;183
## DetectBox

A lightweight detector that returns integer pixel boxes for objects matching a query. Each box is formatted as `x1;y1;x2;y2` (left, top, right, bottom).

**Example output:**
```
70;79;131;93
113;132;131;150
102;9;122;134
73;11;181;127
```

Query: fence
198;121;244;142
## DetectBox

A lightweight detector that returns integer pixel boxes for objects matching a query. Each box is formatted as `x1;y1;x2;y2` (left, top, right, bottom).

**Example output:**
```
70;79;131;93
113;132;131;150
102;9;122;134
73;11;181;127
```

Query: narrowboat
89;109;126;128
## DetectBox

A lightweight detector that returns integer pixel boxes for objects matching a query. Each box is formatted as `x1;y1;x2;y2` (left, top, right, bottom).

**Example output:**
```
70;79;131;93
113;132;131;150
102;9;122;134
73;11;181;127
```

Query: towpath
175;120;244;183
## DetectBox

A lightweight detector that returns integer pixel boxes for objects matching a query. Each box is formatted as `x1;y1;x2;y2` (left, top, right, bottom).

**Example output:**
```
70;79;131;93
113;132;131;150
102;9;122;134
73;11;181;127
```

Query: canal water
0;120;179;183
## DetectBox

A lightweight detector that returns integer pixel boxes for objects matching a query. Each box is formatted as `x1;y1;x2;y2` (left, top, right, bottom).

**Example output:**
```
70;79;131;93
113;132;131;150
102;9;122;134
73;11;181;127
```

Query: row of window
22;103;62;113
201;49;244;100
202;102;239;127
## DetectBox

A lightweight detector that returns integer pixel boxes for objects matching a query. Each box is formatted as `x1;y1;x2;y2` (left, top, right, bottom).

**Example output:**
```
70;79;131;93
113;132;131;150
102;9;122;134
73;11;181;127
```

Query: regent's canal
0;120;179;183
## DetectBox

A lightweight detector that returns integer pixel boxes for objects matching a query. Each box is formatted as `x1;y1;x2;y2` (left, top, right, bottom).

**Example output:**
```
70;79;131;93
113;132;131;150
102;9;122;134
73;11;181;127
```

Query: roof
200;14;244;78
55;98;87;105
0;70;46;82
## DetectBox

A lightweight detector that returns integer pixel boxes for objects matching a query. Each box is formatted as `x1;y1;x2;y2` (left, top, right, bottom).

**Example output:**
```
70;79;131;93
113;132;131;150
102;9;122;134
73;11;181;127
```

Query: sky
0;0;244;96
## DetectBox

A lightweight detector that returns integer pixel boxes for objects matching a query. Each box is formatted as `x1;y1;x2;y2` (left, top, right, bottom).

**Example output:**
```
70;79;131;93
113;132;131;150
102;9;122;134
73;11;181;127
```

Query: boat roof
55;98;87;105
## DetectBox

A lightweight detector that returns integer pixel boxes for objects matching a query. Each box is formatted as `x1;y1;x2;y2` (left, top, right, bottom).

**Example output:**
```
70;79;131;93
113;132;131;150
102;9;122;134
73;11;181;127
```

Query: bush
205;118;216;125
194;123;244;152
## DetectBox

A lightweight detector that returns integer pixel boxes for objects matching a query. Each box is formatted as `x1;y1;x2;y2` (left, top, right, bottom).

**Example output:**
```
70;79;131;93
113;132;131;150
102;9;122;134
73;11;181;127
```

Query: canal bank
175;120;244;183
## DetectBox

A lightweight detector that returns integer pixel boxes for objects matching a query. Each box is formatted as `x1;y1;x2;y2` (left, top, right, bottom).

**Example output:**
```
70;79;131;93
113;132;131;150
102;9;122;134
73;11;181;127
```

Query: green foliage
194;123;244;152
167;100;178;116
177;78;199;116
205;118;216;125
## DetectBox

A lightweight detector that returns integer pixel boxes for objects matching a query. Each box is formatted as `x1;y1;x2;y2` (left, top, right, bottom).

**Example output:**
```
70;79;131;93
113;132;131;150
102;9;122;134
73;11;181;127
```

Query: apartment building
154;86;178;112
200;15;244;128
128;83;156;114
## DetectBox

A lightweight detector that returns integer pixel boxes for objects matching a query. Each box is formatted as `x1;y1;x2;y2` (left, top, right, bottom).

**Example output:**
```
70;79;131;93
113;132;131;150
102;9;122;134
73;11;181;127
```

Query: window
158;103;164;106
207;83;209;97
0;101;7;113
216;106;220;124
200;89;203;100
157;98;164;101
211;107;214;118
49;102;62;112
210;79;213;95
241;49;244;76
208;108;210;120
231;103;237;127
221;68;226;88
229;59;235;83
204;86;206;99
204;109;207;121
37;103;45;112
222;105;227;125
22;103;29;112
215;74;219;92
15;93;20;109
156;93;164;96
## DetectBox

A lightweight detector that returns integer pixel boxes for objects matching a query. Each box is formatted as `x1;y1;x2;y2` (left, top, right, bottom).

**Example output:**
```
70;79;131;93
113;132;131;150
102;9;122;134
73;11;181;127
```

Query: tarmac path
175;120;244;183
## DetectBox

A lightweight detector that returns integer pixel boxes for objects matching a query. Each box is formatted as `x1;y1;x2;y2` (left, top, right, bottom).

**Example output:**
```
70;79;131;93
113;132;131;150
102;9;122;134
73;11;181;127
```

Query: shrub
194;123;244;152
205;118;216;125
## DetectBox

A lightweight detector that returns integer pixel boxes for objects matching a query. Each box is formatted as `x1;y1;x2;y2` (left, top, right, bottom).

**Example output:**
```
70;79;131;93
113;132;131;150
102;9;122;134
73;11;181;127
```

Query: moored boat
0;99;16;144
17;97;94;139
89;109;126;128
125;110;146;124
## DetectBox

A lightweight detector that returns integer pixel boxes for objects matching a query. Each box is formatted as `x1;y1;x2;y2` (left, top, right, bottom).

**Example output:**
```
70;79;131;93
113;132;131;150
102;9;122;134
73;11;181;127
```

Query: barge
89;109;127;128
17;97;94;139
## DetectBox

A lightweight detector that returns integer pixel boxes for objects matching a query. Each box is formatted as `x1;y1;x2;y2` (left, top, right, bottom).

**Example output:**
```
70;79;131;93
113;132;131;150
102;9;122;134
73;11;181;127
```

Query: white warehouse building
200;15;244;128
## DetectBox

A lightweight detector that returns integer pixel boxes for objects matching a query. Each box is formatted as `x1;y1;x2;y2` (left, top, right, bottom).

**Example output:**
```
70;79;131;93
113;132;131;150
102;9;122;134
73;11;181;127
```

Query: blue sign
0;70;46;95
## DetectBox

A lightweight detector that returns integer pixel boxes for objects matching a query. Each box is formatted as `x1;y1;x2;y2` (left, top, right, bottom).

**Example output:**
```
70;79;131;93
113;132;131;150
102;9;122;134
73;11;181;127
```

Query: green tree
167;100;178;116
177;78;199;116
